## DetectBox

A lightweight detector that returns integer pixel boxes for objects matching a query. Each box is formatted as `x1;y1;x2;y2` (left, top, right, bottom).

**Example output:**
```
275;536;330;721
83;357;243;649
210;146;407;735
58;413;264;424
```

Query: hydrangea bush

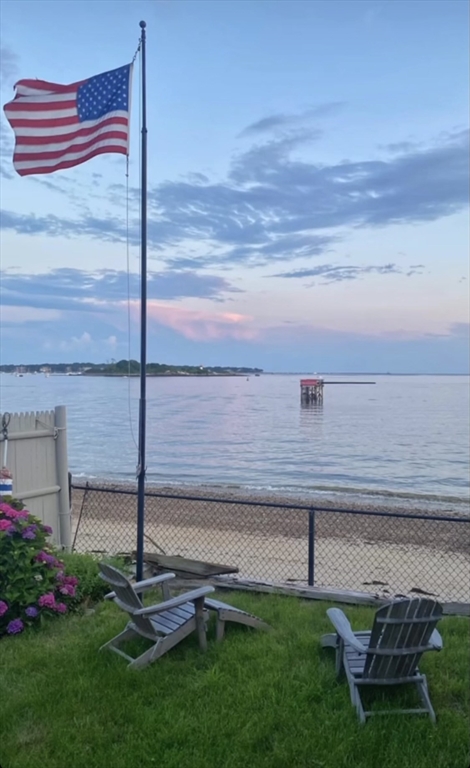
0;496;79;637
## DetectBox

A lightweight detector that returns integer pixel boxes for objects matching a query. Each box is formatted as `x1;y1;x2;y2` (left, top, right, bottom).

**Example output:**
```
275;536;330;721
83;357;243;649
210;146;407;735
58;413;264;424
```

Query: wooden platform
139;552;239;579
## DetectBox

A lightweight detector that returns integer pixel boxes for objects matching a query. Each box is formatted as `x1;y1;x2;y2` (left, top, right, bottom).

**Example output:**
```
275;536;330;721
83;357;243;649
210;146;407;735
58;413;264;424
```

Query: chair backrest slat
394;599;441;678
363;598;442;680
99;563;154;636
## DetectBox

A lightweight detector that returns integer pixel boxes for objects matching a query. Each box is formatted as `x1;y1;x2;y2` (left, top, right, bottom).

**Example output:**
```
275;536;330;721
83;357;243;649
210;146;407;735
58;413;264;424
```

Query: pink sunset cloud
142;302;259;342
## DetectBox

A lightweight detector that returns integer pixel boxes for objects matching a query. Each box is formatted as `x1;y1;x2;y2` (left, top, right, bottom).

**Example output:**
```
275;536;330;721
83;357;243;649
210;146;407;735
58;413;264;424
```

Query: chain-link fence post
308;509;315;586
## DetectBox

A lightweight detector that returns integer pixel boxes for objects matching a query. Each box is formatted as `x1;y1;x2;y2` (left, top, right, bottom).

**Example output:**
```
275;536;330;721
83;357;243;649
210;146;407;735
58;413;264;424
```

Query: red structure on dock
300;378;324;403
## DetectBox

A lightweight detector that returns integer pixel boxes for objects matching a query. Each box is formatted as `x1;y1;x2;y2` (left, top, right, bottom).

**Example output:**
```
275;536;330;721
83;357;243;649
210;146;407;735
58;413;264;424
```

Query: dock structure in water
300;376;376;403
300;378;324;404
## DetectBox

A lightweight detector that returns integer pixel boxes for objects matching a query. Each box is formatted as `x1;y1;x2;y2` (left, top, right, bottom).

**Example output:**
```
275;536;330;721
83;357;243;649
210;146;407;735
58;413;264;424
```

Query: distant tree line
0;360;263;376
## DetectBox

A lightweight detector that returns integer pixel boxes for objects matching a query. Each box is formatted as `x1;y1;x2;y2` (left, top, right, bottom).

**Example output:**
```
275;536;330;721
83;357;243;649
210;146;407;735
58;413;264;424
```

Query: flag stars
77;64;130;122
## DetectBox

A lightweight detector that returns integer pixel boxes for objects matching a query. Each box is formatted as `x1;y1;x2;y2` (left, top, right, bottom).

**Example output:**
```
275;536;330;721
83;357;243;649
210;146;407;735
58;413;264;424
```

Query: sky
0;0;469;373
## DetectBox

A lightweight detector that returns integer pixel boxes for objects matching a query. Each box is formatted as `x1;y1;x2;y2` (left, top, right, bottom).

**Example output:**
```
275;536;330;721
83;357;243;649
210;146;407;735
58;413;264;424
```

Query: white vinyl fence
0;406;71;549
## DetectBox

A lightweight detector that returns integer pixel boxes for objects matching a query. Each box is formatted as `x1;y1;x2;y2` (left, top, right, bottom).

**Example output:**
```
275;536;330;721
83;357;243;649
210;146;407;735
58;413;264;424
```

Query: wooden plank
149;618;174;636
166;577;470;616
169;606;195;622
141;552;239;578
180;579;388;607
152;611;186;632
366;600;409;679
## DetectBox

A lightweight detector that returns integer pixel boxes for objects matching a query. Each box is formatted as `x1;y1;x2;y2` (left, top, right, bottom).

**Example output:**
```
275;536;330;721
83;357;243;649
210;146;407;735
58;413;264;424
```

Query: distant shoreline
1;370;468;377
81;372;248;378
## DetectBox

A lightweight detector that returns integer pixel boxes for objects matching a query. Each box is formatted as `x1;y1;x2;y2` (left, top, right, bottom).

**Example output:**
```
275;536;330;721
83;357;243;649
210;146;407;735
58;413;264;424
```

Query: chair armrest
134;586;215;616
133;573;176;591
326;608;368;653
429;628;443;651
104;572;176;600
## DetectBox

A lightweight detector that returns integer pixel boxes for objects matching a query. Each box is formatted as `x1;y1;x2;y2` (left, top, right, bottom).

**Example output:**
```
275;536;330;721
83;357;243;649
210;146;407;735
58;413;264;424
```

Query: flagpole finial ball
140;20;146;29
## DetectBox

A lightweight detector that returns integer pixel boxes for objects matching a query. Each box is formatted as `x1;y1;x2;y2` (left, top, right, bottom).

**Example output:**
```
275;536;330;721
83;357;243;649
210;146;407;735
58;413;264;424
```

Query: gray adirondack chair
321;598;443;723
98;562;214;669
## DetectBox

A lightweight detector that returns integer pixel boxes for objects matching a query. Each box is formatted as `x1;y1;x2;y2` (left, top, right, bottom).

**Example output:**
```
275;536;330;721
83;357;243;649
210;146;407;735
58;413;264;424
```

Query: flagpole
136;19;147;582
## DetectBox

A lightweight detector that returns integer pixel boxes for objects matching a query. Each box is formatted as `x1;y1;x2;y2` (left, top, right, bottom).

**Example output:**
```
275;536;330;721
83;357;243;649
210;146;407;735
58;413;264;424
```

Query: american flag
3;64;132;177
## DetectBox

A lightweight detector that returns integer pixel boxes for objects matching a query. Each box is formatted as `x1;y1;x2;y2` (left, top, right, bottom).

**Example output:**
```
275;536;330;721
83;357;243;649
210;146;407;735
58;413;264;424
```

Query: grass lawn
1;592;468;768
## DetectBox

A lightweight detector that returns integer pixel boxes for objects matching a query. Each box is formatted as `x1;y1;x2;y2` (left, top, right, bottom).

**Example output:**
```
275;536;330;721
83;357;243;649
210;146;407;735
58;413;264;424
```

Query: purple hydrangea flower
0;600;8;617
54;602;67;614
25;606;39;618
42;525;53;535
22;525;37;540
35;551;58;567
7;618;24;634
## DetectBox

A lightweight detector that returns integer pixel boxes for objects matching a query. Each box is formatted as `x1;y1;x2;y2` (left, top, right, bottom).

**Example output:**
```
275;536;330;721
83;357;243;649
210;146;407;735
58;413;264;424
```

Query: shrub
59;552;127;609
0;496;79;637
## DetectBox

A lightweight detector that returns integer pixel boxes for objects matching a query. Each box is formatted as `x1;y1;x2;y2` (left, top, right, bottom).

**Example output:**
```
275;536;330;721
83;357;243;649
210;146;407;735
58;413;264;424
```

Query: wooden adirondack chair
98;562;215;669
100;563;271;649
321;598;444;723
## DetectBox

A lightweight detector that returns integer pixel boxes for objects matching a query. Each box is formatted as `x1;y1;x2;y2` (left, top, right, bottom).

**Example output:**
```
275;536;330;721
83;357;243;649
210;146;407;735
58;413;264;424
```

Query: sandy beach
71;482;470;604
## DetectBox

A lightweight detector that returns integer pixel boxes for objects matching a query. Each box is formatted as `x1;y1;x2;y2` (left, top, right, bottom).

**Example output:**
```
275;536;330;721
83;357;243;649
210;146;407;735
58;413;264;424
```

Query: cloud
1;296;468;372
0;47;19;179
144;303;257;342
42;330;118;353
106;335;118;350
0;209;130;243
0;119;15;180
146;126;469;268
0;267;240;312
239;103;345;136
60;331;92;350
272;262;424;284
0;120;468;270
448;322;470;338
380;140;422;154
0;306;61;324
0;46;19;87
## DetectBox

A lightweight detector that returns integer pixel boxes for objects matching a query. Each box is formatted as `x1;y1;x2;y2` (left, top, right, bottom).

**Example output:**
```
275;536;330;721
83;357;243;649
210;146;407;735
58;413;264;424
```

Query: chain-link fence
71;482;470;604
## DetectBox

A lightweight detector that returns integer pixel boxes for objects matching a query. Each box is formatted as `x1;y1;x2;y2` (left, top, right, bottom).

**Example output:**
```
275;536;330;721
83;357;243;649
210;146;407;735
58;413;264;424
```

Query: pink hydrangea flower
38;592;56;609
0;519;13;531
57;573;79;586
0;600;8;617
0;505;28;519
59;584;76;597
54;603;67;614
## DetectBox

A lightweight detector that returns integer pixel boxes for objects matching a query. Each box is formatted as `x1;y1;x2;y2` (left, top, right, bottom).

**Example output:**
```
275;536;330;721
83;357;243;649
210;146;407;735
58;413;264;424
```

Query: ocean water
1;373;469;510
